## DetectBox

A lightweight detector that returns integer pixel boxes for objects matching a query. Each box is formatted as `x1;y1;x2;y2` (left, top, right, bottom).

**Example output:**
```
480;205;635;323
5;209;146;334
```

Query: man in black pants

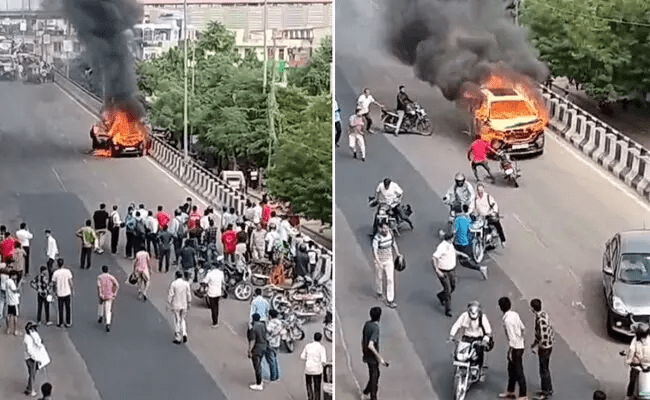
361;307;389;400
247;313;267;391
530;298;554;399
334;99;342;146
108;205;121;254
51;259;73;328
498;296;527;400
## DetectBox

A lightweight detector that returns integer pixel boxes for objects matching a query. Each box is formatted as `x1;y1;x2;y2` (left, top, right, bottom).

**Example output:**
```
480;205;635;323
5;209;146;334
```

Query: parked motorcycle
368;197;413;237
270;277;328;320
380;103;433;136
469;215;501;263
223;260;254;301
323;310;333;342
451;339;487;400
276;300;306;352
497;151;520;188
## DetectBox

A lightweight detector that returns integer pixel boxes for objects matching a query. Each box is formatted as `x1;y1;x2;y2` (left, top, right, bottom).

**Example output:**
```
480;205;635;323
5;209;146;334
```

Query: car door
603;236;615;299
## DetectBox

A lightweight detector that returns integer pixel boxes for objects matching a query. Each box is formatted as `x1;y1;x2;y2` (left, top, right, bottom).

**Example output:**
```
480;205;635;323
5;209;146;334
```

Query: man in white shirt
300;332;328;400
498;296;527;400
51;259;73;328
432;230;456;317
265;224;280;259
252;202;263;225
278;215;297;246
44;230;58;278
449;301;492;380
475;183;506;247
357;88;383;132
349;107;367;161
108;205;122;254
202;265;224;327
268;211;281;231
15;223;33;276
168;270;191;344
374;178;413;231
5;270;20;335
144;210;159;258
372;223;400;308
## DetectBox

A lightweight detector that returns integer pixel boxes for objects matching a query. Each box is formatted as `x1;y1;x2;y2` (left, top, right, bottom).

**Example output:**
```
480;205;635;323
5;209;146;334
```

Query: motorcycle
323;310;333;342
469;215;502;263
620;315;650;400
380;103;433;136
451;339;487;400
369;196;413;237
271;277;328;320
276;300;306;352
223;260;254;301
497;151;520;188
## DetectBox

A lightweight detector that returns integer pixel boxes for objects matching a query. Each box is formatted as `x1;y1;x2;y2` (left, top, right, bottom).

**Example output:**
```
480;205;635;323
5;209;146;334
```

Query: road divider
540;85;650;201
53;69;332;254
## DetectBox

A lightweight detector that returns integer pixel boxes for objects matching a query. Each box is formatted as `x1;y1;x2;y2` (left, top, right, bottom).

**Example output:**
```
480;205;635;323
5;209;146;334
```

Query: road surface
0;80;329;400
335;0;640;398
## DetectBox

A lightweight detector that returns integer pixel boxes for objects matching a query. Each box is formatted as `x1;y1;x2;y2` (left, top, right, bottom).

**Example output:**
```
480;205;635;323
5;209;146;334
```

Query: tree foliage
521;0;650;101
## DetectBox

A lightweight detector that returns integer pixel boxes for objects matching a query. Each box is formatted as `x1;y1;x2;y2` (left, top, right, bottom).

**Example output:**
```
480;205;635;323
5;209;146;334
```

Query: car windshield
489;100;536;120
619;253;650;283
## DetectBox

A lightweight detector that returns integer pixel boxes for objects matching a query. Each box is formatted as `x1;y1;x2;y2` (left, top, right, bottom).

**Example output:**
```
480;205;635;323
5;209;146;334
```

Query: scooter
451;339;487;400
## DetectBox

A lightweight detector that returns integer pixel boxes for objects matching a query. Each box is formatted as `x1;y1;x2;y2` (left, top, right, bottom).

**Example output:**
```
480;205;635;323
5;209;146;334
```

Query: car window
489;100;536;120
619;253;650;283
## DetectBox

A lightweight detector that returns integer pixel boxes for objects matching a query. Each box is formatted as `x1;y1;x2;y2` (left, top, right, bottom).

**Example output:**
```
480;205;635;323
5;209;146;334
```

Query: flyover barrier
53;69;332;254
539;85;650;200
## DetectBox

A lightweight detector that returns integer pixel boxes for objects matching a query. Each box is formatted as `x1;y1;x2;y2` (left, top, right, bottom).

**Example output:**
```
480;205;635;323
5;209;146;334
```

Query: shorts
7;305;18;316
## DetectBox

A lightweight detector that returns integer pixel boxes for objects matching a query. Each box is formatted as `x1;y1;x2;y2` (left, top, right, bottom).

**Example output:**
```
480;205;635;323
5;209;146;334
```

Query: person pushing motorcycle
467;134;496;182
449;301;493;381
394;85;413;136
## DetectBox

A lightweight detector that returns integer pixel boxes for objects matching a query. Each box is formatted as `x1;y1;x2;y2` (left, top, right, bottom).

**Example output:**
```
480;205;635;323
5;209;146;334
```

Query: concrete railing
53;69;332;254
539;84;650;199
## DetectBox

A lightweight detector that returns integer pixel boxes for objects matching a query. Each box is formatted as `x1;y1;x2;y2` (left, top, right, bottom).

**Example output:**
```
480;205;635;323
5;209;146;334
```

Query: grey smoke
385;0;548;101
60;0;144;115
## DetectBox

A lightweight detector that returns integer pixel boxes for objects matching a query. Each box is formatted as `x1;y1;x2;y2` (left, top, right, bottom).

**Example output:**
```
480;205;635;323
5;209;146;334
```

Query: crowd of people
0;195;332;398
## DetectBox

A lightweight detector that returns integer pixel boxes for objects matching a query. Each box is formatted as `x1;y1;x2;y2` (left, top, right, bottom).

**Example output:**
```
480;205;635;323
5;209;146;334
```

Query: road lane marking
51;166;67;192
335;310;362;394
511;212;547;249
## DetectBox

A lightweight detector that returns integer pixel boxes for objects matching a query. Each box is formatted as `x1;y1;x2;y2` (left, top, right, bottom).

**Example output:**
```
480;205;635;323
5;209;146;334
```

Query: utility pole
514;0;519;26
262;0;267;93
267;59;277;171
183;0;188;161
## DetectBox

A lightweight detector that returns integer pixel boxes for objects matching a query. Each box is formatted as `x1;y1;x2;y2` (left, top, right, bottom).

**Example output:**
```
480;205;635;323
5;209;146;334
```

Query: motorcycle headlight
612;296;629;315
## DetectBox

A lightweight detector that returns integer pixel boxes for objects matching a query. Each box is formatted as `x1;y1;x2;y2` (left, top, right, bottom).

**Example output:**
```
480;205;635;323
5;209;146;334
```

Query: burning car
463;74;549;156
0;54;17;80
90;108;150;157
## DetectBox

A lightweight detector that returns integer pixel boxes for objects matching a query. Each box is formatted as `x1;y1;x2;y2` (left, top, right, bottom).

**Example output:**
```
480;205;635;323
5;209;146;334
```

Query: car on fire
0;54;17;80
602;230;650;337
90;113;150;157
470;87;547;156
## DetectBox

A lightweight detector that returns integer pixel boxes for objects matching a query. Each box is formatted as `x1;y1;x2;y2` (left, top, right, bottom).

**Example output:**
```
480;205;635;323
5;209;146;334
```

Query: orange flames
93;107;149;157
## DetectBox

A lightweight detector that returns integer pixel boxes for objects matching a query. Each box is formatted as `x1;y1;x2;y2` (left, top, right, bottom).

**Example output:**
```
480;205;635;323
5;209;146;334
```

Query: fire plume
105;108;148;147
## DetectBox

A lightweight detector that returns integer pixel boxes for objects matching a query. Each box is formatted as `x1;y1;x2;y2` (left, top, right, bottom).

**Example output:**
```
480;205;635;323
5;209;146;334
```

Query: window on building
53;42;61;52
144;28;153;42
268;48;274;59
278;48;284;60
245;48;253;58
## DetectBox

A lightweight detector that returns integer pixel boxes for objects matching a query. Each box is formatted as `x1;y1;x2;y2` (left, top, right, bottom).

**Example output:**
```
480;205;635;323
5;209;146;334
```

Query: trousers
172;308;187;341
57;295;71;326
96;229;108;251
306;373;322;400
537;347;553;394
110;227;120;253
363;361;380;400
349;133;366;159
23;246;30;275
208;296;220;325
374;257;394;303
159;248;171;272
36;294;50;323
471;161;494;180
437;269;456;313
80;247;92;269
506;348;527;397
335;121;342;144
98;299;113;325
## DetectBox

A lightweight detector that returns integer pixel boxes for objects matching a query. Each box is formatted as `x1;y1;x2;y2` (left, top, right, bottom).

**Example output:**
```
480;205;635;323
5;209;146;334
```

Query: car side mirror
603;266;614;276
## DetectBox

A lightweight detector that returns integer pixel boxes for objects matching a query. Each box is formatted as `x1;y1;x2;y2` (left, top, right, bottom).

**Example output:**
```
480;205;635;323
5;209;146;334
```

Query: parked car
602;230;650;337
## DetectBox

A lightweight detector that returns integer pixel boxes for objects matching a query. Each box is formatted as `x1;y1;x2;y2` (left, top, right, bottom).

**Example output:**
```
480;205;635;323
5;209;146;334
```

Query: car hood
614;281;650;315
489;116;538;131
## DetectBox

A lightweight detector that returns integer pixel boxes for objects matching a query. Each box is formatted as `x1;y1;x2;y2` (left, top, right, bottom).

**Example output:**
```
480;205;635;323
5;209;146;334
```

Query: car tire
606;309;615;338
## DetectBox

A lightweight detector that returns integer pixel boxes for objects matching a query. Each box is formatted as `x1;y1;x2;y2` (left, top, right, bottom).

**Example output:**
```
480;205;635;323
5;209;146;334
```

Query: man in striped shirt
372;222;401;308
530;298;554;399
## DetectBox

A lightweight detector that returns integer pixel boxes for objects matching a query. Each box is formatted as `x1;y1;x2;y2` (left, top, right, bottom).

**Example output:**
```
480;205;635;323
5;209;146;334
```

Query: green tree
288;36;332;96
522;0;650;102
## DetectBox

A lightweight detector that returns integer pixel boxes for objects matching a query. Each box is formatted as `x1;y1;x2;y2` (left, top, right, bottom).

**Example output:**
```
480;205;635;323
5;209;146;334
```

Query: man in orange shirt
1;231;17;265
221;225;238;264
187;206;202;240
467;134;496;182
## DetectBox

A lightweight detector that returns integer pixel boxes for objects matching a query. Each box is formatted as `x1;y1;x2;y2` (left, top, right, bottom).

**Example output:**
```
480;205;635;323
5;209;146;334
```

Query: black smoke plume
384;0;548;101
60;0;144;116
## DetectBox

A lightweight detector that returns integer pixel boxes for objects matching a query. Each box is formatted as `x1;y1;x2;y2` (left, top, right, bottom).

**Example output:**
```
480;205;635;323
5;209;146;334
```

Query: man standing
155;205;171;231
394;85;413;136
51;259;73;328
357;88;383;132
203;219;220;246
157;225;174;273
44;230;58;278
145;210;159;258
97;265;119;332
202;263;224;328
248;313;268;391
5;270;20;335
334;99;342;146
467;134;496;182
498;296;527;400
250;223;266;261
530;298;554;399
266;309;283;379
372;222;400;308
92;204;109;254
15;223;33;276
13;242;26;284
75;220;97;270
221;224;238;264
454;204;488;280
264;224;280;261
349;107;367;162
168;270;191;344
133;247;152;301
250;288;270;323
108;205;122;254
301;332;328;400
124;207;137;258
168;209;183;264
1;231;16;265
432;230;457;317
362;306;389;400
475;183;506;247
29;266;53;326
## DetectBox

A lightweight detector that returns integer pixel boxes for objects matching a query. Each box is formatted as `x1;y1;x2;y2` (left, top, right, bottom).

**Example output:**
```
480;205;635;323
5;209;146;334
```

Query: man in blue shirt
250;288;270;324
454;204;488;280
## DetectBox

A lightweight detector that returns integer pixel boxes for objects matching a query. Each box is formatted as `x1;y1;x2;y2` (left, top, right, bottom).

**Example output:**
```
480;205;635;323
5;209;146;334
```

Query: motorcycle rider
349;107;367;162
449;301;492;381
474;183;506;247
454;204;488;280
467;134;496;182
625;322;650;400
394;85;414;136
373;178;413;235
443;173;476;215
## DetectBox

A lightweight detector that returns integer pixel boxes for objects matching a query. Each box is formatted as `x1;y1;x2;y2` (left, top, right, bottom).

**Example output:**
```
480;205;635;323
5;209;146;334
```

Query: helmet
383;178;392;188
467;301;481;320
454;173;466;185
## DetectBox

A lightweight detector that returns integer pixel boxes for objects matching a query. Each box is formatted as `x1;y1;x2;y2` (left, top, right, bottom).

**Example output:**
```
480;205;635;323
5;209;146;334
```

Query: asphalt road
335;0;641;398
0;80;329;400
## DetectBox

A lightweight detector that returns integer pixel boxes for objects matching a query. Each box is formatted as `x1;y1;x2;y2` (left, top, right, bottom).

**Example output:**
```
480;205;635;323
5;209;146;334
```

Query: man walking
362;306;389;400
530;298;554;399
75;220;97;270
498;296;527;400
168;270;191;344
97;265;119;332
372;222;400;308
108;205;122;254
251;223;266;261
44;230;58;279
202;263;224;327
15;223;33;275
145;210;159;258
349;107;367;161
133;247;152;301
157;225;174;273
432;230;457;317
29;266;53;326
357;88;383;132
5;270;21;335
92;203;109;254
301;332;328;400
248;313;268;391
334;99;342;146
51;259;73;328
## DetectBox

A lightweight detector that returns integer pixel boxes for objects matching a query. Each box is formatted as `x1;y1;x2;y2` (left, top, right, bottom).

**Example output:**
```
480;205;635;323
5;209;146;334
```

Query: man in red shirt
221;224;238;264
156;205;171;229
467;134;496;182
1;231;17;264
262;202;272;229
187;206;202;240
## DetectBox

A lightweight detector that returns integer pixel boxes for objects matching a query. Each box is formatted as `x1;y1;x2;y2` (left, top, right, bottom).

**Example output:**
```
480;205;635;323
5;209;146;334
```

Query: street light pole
262;0;267;93
183;0;188;160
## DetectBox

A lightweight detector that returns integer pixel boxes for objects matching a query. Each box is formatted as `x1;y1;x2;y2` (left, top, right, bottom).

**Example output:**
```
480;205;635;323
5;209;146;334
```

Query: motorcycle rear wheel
284;338;295;353
472;237;485;264
291;326;306;341
272;293;288;311
324;326;333;342
454;368;468;400
233;281;253;301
